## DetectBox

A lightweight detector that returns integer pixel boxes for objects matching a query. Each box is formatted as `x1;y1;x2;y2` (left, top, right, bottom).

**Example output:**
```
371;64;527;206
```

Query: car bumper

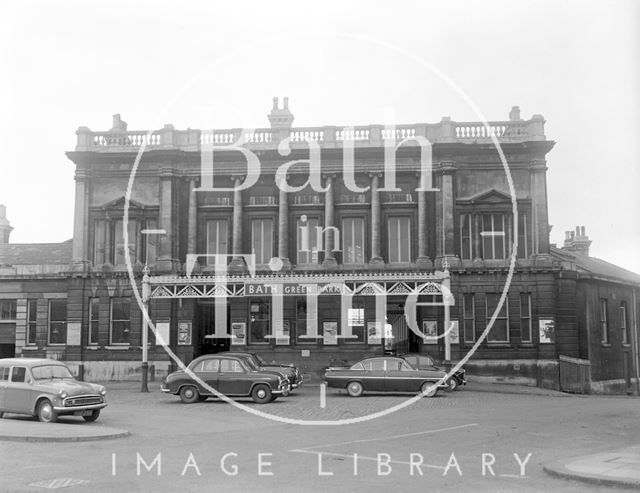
54;403;107;413
160;384;172;393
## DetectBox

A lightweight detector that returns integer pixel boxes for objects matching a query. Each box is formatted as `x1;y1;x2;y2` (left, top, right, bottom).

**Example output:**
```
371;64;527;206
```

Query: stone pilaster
230;176;245;270
187;178;197;256
71;169;89;271
531;160;550;258
416;177;433;269
369;173;384;267
156;167;179;272
435;163;459;269
277;187;291;269
322;174;338;268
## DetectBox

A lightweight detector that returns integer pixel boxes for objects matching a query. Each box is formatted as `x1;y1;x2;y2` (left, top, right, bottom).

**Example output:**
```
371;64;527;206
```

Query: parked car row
0;352;466;423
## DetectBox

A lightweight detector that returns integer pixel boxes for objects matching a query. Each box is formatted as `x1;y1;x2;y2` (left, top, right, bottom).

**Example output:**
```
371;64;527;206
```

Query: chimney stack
562;225;592;256
509;106;522;121
0;204;13;244
267;96;295;129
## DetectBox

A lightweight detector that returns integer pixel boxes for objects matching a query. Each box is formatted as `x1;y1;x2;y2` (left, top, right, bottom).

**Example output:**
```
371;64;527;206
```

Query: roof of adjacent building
0;239;72;266
551;246;640;285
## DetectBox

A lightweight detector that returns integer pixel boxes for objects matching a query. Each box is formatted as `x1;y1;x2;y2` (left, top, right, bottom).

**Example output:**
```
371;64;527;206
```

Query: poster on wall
231;321;246;345
156;322;170;347
446;320;460;344
422;320;438;344
177;322;192;345
276;319;290;345
323;321;338;345
539;319;555;343
367;321;382;344
66;322;81;346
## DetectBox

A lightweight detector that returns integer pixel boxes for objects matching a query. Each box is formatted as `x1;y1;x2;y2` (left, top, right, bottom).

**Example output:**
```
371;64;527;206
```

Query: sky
0;0;638;273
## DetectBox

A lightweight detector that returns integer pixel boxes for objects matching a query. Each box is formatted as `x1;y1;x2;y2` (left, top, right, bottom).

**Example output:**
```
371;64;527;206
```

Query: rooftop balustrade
74;115;546;152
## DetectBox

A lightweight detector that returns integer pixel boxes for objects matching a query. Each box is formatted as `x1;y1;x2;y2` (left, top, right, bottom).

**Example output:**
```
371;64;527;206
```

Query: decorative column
436;163;459;269
278;187;291;269
230;176;245;270
416;177;433;269
187;178;197;256
156;167;178;272
322;174;338;267
369;173;384;266
71;169;89;271
530;160;551;260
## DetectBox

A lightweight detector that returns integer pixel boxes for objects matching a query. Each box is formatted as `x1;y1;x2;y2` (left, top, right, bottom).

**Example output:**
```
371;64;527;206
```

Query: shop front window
249;299;270;344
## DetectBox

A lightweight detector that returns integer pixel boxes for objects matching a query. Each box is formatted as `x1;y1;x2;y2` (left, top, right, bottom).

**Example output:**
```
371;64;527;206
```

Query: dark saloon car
161;354;290;404
324;356;449;397
402;353;467;391
0;358;107;423
221;351;303;391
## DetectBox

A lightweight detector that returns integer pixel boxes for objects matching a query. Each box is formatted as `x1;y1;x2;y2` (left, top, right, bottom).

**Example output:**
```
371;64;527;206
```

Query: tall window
600;298;609;344
93;217;158;265
251;219;274;265
520;293;532;343
48;300;67;345
249;299;270;344
93;219;106;264
142;219;158;265
516;213;528;259
206;219;228;264
460;214;473;260
27;300;37;345
486;293;509;342
346;297;365;343
388;217;411;263
297;217;320;264
463;293;475;343
620;301;629;345
481;214;506;260
89;297;100;345
342;217;365;264
110;297;130;345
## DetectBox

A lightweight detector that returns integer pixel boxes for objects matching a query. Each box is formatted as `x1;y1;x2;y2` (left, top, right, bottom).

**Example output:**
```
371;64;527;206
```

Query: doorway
196;301;230;356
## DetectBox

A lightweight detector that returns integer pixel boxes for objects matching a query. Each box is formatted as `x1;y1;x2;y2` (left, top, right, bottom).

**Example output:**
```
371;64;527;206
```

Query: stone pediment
95;196;148;210
457;188;513;205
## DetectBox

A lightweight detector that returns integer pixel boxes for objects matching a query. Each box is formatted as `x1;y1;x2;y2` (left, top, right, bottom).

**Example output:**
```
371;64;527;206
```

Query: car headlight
99;386;107;396
58;390;68;399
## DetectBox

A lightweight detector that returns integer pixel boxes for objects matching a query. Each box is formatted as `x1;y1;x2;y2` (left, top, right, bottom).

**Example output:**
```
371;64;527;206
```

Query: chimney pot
283;97;289;110
272;97;278;110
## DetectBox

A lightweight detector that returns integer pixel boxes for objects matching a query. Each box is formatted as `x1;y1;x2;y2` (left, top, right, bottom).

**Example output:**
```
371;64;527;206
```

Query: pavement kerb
0;430;130;443
0;419;130;443
543;457;640;490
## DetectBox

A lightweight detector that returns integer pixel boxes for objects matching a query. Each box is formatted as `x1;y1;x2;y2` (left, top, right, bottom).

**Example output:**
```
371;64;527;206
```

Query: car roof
0;358;66;367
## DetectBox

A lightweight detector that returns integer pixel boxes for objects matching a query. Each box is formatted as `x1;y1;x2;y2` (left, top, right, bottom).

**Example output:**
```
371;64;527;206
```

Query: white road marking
290;449;446;471
294;423;478;451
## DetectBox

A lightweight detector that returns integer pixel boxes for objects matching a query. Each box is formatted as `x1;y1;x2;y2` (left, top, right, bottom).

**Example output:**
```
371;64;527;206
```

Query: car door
362;359;386;391
217;358;251;396
193;358;220;395
4;366;33;414
385;359;420;392
0;366;9;410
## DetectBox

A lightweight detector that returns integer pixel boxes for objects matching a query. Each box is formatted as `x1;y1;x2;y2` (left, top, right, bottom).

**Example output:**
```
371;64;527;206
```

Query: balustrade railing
77;116;544;151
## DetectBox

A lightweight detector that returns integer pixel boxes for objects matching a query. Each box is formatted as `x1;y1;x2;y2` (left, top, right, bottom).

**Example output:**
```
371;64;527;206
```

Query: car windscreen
31;365;74;380
253;353;267;365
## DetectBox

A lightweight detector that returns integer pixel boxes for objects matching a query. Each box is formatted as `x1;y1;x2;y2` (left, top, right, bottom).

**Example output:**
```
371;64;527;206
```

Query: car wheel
179;386;200;404
37;399;58;423
448;378;458;391
83;410;100;422
251;384;272;404
346;381;364;397
421;382;438;397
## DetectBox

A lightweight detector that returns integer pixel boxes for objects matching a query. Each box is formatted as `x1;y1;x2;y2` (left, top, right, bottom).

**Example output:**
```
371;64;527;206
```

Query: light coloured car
0;358;107;423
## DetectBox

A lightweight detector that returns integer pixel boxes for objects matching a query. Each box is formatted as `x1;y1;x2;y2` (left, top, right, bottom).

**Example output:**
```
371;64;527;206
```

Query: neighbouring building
0;99;638;393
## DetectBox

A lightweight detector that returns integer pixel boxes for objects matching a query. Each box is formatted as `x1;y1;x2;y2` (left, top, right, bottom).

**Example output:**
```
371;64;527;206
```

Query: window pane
111;298;130;344
207;220;228;260
145;219;158;264
517;213;528;258
93;220;105;264
251;219;273;264
297;217;320;264
114;220;137;265
343;218;365;264
89;298;100;345
249;299;270;343
0;301;16;320
460;214;472;260
49;300;67;345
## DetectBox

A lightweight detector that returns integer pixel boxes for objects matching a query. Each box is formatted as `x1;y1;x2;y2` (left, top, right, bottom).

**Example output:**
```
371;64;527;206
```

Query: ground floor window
89;297;99;345
110;297;131;345
345;297;365;343
486;293;509;342
600;298;609;344
520;293;532;343
27;300;37;345
48;300;67;345
620;301;628;345
463;293;475;342
249;299;270;344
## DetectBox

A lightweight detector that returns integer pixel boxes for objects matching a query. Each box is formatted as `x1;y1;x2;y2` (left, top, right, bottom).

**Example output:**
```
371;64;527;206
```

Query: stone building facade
0;100;638;392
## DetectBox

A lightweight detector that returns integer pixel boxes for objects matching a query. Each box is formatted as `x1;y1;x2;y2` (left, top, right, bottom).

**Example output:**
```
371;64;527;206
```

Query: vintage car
401;353;467;391
161;354;290;404
0;358;107;423
324;356;449;397
221;351;303;391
